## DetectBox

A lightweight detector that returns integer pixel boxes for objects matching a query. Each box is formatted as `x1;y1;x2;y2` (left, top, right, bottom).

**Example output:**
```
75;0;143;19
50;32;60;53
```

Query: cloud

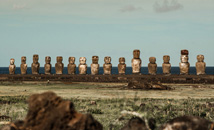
120;5;142;13
154;0;183;13
13;4;28;10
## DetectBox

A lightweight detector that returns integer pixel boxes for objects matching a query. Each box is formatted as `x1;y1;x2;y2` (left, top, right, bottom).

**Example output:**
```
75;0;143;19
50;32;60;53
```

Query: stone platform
0;74;213;84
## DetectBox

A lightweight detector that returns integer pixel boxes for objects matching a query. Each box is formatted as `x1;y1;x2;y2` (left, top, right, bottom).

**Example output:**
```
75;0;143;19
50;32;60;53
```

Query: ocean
0;67;213;75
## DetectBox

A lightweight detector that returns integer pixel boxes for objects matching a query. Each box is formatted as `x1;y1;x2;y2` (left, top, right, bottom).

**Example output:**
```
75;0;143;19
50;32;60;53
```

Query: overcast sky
0;0;213;67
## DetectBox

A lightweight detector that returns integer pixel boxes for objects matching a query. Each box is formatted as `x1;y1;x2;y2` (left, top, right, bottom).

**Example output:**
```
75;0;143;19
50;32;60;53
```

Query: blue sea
0;67;213;75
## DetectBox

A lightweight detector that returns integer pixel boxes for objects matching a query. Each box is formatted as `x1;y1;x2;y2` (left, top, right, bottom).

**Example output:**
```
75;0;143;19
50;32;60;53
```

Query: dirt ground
0;82;214;99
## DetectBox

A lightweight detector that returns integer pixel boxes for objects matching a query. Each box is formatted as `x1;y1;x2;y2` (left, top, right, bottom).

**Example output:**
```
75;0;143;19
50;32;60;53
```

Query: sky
0;0;214;67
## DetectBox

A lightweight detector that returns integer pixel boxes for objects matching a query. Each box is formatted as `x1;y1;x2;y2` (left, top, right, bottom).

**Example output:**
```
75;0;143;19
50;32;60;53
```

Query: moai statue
44;56;51;74
118;57;126;75
9;58;16;74
91;56;99;75
148;57;157;75
31;54;40;74
162;55;171;75
196;55;206;75
20;56;27;74
103;56;112;75
67;57;76;75
131;49;141;74
179;49;190;75
55;56;64;74
78;57;87;75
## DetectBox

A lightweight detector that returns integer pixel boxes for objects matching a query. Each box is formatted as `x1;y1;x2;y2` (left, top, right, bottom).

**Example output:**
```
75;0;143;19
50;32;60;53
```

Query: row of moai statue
9;49;206;75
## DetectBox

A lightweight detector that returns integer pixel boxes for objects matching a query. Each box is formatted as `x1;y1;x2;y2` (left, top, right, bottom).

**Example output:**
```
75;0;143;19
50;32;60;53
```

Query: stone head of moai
57;56;63;63
181;49;189;55
197;55;204;62
133;49;140;59
92;56;99;64
21;56;26;64
33;54;39;64
10;58;15;65
119;57;125;64
149;57;156;64
180;55;189;63
104;56;111;64
69;57;75;64
45;56;51;64
79;57;86;65
163;55;170;63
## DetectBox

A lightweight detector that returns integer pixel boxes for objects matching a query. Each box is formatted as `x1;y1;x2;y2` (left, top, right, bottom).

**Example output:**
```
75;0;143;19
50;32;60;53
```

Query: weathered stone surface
79;57;87;75
91;56;99;75
31;55;40;74
118;57;126;75
148;57;157;75
179;55;190;75
159;116;214;130
55;56;64;74
20;56;27;74
0;92;103;130
103;56;112;75
179;50;190;75
67;57;76;75
196;55;206;75
9;58;16;74
162;55;171;74
132;50;141;74
44;56;51;74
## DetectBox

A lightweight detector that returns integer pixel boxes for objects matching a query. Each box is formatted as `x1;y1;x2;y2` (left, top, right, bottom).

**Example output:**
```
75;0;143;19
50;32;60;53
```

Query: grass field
0;82;214;129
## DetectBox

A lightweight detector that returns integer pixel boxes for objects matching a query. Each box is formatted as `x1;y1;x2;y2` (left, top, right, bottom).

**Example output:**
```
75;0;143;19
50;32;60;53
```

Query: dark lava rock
1;91;102;130
159;116;214;130
127;81;170;90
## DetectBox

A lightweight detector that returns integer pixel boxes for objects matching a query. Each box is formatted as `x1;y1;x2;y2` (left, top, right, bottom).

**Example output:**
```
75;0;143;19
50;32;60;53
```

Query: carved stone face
57;56;63;63
163;55;170;63
181;49;189;55
181;55;189;63
21;56;26;64
79;57;86;64
149;57;156;64
119;57;125;64
197;55;204;62
133;50;140;59
33;55;39;64
92;56;99;64
10;58;15;65
104;56;111;64
69;57;75;64
45;56;51;64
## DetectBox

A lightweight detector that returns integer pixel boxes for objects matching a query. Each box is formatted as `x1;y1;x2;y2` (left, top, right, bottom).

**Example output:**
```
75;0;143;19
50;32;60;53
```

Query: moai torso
91;56;99;75
179;50;190;75
118;57;126;75
31;55;40;74
44;56;51;74
67;57;76;74
162;55;171;74
20;56;27;74
79;57;87;74
196;55;206;75
148;57;157;75
103;56;112;75
131;49;141;74
9;58;16;74
55;56;64;74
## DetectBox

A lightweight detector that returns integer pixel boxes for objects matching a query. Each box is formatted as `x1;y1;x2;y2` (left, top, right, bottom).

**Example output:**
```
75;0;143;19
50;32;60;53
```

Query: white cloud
120;5;142;13
13;3;28;10
154;0;183;13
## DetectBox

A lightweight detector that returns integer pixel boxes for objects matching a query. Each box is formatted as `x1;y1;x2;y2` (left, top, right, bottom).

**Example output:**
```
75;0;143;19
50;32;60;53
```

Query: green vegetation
0;96;214;129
